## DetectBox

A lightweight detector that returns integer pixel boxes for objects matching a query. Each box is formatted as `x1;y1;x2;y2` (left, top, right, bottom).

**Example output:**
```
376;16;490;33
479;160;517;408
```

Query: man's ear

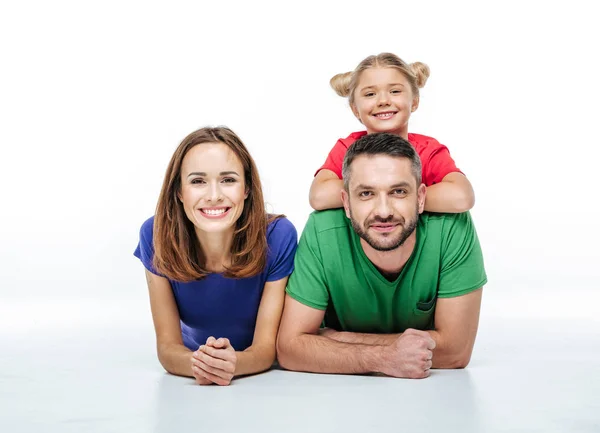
417;183;426;213
341;188;351;219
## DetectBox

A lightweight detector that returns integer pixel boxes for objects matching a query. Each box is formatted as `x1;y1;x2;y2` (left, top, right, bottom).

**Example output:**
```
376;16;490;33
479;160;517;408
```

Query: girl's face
352;67;418;138
179;142;248;237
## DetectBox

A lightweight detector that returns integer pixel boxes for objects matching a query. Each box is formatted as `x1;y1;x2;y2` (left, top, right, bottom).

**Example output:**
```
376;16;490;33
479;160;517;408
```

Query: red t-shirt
317;131;462;186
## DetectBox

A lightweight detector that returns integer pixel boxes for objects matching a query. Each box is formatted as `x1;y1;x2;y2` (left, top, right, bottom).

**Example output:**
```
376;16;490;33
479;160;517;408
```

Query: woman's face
179;142;248;237
352;67;418;138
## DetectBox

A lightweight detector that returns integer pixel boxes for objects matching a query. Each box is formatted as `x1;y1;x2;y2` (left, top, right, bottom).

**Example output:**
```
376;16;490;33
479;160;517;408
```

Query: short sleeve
315;139;346;178
438;212;487;298
285;214;330;310
422;142;462;185
133;216;160;275
266;217;298;282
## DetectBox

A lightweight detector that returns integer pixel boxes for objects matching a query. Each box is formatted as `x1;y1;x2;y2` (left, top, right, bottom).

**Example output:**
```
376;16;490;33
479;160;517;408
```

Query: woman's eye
191;178;205;184
222;177;236;183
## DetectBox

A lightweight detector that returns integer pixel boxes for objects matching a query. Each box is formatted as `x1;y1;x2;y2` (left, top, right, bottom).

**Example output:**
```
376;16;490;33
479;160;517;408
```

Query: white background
1;0;598;325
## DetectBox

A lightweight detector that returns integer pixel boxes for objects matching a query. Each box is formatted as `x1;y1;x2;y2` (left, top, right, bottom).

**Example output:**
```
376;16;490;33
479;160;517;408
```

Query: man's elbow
441;349;473;369
276;335;297;371
449;353;472;369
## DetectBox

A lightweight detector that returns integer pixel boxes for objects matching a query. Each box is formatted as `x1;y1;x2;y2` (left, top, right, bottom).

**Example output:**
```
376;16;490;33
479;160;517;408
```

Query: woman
134;126;297;385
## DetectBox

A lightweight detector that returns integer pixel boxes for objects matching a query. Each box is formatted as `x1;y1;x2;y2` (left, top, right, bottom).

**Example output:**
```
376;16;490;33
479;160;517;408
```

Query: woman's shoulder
267;215;297;238
139;215;156;241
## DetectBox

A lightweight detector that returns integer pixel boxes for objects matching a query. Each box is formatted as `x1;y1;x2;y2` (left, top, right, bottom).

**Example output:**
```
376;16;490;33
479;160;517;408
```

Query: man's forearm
277;333;382;374
323;329;470;369
321;328;400;345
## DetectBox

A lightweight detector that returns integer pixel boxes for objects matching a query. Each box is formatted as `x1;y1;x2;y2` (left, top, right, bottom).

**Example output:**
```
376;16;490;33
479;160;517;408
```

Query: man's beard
349;204;419;252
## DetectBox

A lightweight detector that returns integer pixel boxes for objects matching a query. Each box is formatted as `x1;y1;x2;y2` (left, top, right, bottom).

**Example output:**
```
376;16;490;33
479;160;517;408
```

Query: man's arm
320;289;483;369
276;295;435;378
429;288;482;368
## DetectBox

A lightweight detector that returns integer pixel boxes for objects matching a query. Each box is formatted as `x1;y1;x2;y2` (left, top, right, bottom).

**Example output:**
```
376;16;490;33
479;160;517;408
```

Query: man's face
342;154;426;252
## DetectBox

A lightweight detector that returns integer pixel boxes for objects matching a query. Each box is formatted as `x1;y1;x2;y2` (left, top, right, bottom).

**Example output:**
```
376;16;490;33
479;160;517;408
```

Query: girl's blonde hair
330;53;430;106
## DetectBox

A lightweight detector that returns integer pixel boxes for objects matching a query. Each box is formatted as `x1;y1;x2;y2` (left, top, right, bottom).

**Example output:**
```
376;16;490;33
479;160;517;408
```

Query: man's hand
378;329;435;379
191;337;237;386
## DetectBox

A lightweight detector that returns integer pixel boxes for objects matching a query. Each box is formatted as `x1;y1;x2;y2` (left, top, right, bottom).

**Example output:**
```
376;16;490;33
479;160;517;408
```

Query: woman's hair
330;53;430;106
153;126;276;282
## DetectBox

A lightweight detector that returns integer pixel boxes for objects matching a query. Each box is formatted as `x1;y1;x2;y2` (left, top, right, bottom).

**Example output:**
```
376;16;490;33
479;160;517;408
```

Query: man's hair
342;132;422;190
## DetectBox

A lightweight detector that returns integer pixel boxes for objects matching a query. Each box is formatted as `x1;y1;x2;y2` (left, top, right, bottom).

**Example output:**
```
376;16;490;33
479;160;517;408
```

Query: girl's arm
145;270;209;383
424;172;475;213
192;276;290;384
309;169;344;210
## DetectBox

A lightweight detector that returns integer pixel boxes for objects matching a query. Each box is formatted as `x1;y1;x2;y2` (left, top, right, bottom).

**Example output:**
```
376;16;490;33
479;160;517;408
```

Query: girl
134;126;297;386
310;53;474;213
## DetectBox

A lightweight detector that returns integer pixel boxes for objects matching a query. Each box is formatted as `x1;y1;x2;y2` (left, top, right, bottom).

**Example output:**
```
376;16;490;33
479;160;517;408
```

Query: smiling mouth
200;207;231;218
370;223;398;233
373;111;397;119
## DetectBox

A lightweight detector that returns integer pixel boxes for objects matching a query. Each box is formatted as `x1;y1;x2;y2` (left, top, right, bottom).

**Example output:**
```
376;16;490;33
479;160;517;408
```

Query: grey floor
2;289;599;433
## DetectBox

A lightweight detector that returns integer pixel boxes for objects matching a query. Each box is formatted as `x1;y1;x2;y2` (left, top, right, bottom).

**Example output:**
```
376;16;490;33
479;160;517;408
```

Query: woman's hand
191;336;237;386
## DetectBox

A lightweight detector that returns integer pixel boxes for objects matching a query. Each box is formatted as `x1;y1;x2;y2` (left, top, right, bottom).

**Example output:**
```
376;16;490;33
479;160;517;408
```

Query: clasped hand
191;336;237;386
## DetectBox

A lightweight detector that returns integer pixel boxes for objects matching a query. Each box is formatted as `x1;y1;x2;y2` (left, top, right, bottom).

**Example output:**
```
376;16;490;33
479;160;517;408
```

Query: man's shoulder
306;209;349;234
420;211;474;239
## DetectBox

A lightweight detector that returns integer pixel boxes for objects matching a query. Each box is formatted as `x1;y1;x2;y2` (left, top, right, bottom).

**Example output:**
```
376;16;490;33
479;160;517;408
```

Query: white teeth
376;112;394;119
203;208;226;216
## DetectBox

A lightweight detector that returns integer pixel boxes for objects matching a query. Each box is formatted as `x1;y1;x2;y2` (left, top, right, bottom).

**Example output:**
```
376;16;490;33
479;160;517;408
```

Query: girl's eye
364;92;375;97
391;89;401;94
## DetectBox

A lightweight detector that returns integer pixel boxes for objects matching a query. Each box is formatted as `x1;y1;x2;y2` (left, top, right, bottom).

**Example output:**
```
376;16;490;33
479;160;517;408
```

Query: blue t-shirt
134;216;297;351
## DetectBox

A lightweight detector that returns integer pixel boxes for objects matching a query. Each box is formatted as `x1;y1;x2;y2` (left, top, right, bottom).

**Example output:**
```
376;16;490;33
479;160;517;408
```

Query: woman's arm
145;270;210;383
192;276;290;384
309;169;344;210
424;172;475;213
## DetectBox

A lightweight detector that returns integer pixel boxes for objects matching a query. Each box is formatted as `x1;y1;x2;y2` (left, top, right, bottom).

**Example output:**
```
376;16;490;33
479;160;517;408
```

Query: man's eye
359;191;372;197
393;189;407;195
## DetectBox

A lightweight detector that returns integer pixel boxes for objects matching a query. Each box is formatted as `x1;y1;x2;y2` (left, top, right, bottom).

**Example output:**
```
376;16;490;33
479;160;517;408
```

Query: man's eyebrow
390;181;412;189
354;181;413;190
187;171;240;178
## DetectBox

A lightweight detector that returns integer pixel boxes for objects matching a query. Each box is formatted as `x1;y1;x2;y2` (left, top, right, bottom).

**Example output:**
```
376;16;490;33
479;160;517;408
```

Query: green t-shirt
286;209;487;333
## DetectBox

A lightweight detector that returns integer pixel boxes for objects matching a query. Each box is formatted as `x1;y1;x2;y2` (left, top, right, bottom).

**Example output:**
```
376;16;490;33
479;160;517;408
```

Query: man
277;132;487;379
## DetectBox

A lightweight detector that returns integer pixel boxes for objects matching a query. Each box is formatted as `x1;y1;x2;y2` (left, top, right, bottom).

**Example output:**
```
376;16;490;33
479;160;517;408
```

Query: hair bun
409;62;430;88
330;72;353;97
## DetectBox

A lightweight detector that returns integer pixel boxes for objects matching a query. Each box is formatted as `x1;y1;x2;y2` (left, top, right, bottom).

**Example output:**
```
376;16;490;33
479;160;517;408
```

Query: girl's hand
192;336;237;386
